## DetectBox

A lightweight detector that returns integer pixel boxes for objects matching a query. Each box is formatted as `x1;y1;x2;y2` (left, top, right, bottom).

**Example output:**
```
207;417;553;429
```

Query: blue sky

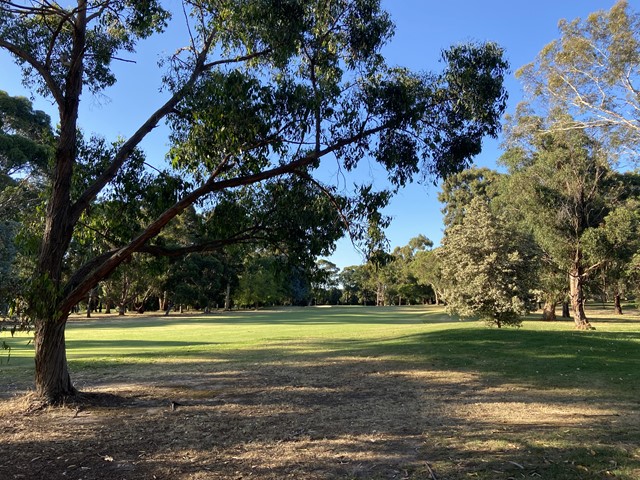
0;0;632;269
330;0;632;269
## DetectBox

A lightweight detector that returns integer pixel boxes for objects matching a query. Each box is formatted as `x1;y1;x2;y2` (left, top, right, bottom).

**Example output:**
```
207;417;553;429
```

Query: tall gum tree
501;109;626;329
0;0;508;404
517;1;640;158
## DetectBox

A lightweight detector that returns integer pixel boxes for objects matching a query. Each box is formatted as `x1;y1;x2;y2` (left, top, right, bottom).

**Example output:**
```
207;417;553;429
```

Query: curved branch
68;29;219;224
138;234;266;258
69;43;274;226
0;38;64;106
59;122;390;316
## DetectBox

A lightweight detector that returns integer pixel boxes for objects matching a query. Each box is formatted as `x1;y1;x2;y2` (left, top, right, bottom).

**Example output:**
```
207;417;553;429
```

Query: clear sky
0;0;633;269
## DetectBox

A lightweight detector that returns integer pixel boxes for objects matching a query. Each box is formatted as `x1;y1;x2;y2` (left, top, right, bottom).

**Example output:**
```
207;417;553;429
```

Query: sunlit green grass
2;304;639;403
3;304;639;479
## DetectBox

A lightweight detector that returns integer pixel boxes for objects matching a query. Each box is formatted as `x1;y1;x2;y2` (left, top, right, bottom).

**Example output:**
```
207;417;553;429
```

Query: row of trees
437;0;640;328
340;1;640;329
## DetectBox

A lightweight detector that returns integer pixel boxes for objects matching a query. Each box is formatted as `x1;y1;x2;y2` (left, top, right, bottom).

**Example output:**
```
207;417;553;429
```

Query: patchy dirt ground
1;332;639;479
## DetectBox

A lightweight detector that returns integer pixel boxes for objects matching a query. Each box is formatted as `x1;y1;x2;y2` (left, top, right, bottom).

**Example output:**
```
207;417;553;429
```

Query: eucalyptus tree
235;252;288;309
517;1;640;157
411;248;442;305
0;90;52;192
582;195;640;314
438;167;503;228
339;264;374;305
385;235;433;305
0;1;508;403
501;109;626;329
509;0;640;320
310;259;341;305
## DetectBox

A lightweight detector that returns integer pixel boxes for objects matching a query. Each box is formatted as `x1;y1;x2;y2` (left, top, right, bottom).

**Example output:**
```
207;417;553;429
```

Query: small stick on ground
425;461;437;479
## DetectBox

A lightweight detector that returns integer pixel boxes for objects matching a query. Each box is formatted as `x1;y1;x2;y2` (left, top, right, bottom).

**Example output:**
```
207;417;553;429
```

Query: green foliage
582;198;640;299
501;111;617;269
438;167;503;227
166;253;224;308
0;92;54;318
0;90;52;218
0;90;52;179
0;0;511;401
310;259;341;305
1;2;170;97
339;264;374;305
411;248;442;302
380;235;435;305
439;198;537;327
235;253;287;308
516;1;640;154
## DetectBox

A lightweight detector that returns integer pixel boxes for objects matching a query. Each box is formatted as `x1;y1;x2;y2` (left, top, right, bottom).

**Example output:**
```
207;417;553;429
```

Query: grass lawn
1;304;639;479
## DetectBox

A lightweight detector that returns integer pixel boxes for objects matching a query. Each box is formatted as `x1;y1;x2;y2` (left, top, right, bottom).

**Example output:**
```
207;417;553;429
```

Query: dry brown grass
2;350;639;480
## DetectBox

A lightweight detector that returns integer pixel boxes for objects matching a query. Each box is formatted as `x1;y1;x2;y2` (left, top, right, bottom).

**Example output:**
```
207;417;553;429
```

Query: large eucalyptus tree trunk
569;265;592;329
29;2;88;404
33;317;76;403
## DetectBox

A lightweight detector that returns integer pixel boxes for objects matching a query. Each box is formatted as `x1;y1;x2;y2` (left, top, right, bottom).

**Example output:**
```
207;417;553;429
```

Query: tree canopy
517;0;640;157
438;196;537;328
0;0;508;403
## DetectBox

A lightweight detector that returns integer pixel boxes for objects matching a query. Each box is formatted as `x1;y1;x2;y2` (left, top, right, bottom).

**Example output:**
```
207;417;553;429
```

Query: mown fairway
1;305;639;479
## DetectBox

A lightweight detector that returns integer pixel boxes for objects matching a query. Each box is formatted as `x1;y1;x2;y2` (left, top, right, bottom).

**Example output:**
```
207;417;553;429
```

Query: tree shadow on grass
2;325;639;479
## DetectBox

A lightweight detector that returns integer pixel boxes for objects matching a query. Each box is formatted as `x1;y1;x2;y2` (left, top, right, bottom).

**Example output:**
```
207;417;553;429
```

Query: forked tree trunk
569;267;592;329
433;287;440;305
160;290;168;311
34;318;76;403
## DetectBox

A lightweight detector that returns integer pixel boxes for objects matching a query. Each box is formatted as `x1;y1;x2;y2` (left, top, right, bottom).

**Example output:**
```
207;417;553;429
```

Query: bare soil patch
1;338;639;479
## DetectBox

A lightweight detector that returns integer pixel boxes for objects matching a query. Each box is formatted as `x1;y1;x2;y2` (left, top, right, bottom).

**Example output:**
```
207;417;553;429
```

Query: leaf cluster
439;197;537;327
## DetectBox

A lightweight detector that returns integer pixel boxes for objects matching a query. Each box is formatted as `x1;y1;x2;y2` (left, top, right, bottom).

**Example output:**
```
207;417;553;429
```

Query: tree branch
0;39;64;106
68;28;219;224
58;122;390;316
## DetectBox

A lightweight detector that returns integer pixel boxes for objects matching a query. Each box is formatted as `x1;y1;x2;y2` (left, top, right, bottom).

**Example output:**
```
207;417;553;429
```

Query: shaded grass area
1;305;639;479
